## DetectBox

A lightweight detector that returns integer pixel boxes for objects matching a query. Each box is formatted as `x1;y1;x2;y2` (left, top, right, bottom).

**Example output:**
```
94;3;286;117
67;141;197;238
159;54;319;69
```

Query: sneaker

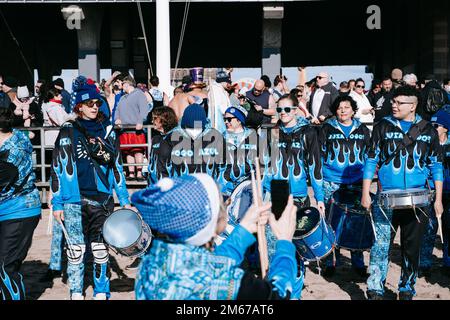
419;267;431;278
353;266;369;279
398;291;414;300
41;269;62;282
366;290;384;300
71;293;84;300
321;266;336;277
93;293;108;300
126;257;141;270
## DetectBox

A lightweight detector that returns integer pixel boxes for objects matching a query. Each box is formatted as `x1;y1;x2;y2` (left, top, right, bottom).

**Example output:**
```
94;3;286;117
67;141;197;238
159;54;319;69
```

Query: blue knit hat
180;104;207;129
131;174;221;246
431;108;450;130
225;106;248;125
74;84;103;106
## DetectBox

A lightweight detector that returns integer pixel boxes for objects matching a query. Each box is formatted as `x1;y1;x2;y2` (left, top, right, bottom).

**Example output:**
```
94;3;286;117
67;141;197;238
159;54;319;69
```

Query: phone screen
271;180;290;220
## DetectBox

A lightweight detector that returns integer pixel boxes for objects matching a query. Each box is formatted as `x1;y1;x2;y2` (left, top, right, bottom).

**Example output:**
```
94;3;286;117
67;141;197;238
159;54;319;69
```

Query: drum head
294;207;320;237
227;180;253;223
332;186;371;214
103;209;143;249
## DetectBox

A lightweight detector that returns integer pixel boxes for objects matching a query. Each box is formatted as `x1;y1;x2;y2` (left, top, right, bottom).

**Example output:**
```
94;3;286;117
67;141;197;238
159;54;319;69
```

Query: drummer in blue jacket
419;107;450;277
218;105;258;197
318;95;372;278
361;86;444;300
51;83;131;300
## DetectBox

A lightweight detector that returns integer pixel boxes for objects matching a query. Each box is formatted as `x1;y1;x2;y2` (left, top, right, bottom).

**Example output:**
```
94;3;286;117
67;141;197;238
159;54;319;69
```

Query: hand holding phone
271;180;290;220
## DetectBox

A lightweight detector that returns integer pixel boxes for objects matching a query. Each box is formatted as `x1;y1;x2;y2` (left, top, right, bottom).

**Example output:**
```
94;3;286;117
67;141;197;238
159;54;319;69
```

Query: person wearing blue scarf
132;173;301;300
50;83;130;300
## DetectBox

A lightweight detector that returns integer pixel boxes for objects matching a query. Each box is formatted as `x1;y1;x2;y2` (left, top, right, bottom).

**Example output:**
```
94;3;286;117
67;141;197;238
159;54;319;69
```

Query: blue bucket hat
131;174;221;246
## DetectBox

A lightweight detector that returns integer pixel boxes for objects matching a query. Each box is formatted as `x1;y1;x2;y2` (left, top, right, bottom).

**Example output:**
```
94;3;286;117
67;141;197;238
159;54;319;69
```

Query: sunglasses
317;76;327;80
391;100;413;106
253;88;263;93
356;85;365;89
223;117;236;123
432;123;443;129
276;106;297;113
84;100;102;108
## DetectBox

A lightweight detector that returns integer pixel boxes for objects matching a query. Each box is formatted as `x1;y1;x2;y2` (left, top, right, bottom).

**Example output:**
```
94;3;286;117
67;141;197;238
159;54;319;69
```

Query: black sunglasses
317;76;327;80
356;85;365;89
223;117;236;123
432;123;442;129
276;107;297;113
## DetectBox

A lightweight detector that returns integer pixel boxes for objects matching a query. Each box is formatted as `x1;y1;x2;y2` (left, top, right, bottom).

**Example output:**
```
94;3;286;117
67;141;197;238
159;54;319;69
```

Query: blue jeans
367;202;428;296
420;200;450;268
49;219;63;271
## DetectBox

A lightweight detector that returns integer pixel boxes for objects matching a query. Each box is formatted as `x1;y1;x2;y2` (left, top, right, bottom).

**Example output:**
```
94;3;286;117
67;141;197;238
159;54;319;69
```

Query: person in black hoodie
308;72;339;123
418;75;449;121
147;106;178;185
159;103;225;179
371;77;395;123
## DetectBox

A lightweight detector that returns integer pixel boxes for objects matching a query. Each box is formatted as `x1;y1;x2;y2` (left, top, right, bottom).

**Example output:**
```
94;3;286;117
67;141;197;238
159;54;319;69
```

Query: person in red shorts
115;75;150;181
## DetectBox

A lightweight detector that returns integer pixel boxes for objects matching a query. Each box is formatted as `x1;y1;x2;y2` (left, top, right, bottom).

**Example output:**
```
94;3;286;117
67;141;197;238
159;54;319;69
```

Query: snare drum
215;180;253;245
103;209;152;257
378;188;431;210
329;187;375;251
293;207;336;261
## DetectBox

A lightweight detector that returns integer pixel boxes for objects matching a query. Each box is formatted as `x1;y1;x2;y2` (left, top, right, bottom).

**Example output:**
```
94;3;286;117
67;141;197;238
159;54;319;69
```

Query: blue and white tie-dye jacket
135;224;298;300
218;128;259;196
319;119;371;184
263;118;324;202
363;115;443;191
0;130;41;222
50;120;130;211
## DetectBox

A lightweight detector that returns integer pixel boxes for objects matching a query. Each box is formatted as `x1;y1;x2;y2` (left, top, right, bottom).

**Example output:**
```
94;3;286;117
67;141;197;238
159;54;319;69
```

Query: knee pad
66;244;86;265
91;242;109;265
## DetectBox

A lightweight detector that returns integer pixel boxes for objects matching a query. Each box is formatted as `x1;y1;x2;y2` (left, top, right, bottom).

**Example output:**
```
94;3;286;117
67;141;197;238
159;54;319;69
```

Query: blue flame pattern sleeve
111;130;130;206
363;123;382;181
303;127;324;202
427;131;444;183
50;125;81;211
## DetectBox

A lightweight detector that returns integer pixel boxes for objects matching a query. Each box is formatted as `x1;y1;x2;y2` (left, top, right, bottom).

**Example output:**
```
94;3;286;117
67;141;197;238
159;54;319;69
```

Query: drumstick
437;216;444;244
254;158;269;275
251;170;269;279
47;208;53;236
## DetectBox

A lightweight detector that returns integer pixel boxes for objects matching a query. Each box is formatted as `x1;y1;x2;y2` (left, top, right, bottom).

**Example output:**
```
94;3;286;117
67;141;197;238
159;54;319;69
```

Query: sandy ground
23;198;450;300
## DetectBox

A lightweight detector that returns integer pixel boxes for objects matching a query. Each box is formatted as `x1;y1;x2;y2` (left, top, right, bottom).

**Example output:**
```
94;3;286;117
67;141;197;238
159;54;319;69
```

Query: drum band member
420;108;450;277
263;94;325;214
218;105;258;197
361;86;444;300
0;107;41;300
51;82;131;300
132;173;302;300
319;95;371;277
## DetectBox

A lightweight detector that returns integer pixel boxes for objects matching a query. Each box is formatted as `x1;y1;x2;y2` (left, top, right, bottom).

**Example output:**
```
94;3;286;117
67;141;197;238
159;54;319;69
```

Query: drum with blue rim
328;186;375;251
293;207;336;261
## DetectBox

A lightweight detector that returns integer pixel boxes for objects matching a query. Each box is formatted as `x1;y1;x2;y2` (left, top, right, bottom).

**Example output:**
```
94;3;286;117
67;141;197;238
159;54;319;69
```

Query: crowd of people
0;66;449;301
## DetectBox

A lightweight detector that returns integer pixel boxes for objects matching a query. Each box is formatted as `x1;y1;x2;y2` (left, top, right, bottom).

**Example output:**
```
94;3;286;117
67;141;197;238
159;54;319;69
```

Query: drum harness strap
377;120;429;232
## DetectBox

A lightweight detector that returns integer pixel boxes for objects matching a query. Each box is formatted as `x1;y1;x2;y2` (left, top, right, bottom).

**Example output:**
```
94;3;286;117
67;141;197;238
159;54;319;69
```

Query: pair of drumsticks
250;157;269;279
